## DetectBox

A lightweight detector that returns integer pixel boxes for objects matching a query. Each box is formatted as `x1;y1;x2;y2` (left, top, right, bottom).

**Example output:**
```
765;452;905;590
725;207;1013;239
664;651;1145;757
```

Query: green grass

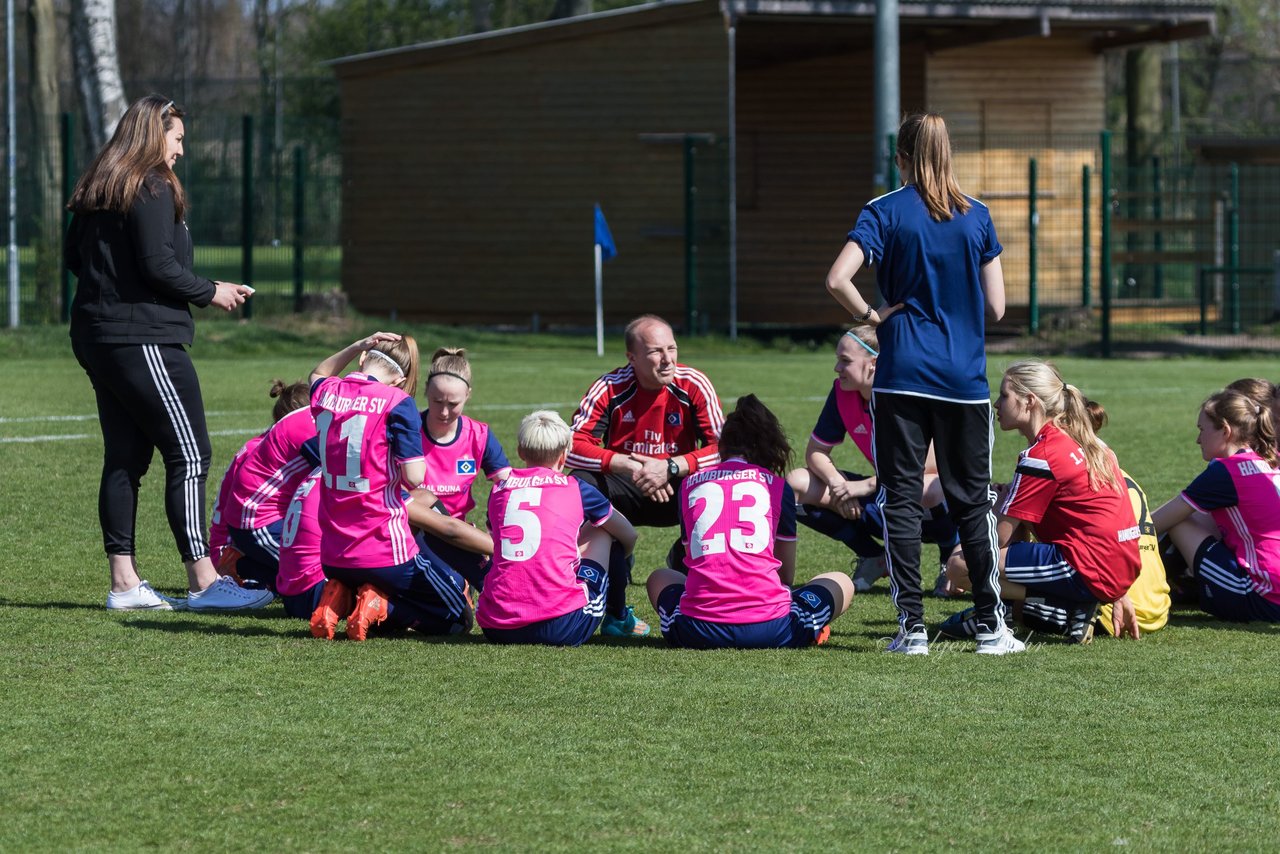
1;322;1278;851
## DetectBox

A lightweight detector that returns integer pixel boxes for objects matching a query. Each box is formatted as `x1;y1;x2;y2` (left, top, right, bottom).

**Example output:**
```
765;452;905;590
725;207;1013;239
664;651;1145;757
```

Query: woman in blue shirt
824;112;1015;655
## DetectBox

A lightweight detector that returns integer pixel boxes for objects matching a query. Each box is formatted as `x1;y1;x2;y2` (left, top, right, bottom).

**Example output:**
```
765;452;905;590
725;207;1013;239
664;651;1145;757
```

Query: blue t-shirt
848;185;1002;401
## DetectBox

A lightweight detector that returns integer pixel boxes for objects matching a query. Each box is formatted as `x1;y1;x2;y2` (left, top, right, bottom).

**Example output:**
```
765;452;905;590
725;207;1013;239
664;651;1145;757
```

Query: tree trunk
70;0;128;151
28;0;62;320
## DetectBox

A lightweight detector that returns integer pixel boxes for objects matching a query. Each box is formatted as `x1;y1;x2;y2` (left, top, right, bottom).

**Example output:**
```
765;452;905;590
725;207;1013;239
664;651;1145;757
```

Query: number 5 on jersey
501;487;543;562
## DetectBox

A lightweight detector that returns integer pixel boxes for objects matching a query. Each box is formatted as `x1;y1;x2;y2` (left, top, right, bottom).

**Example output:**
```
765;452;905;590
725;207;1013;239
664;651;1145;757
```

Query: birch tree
70;0;128;150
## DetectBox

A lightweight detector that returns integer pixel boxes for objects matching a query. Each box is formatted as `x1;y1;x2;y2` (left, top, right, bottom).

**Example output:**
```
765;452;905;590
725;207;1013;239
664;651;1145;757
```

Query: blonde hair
842;325;879;353
68;94;187;220
1003;360;1119;492
268;379;310;423
518;410;572;465
1225;377;1277;410
428;347;471;388
1202;390;1278;467
897;113;970;222
369;335;420;400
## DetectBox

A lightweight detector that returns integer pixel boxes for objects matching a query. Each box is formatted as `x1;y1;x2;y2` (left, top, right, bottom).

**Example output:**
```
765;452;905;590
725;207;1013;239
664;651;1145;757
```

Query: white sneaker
975;627;1026;655
852;555;887;593
886;627;929;655
106;580;177;611
187;576;275;611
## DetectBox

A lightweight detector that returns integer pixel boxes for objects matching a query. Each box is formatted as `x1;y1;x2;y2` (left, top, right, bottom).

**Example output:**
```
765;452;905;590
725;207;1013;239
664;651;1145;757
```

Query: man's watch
666;457;681;482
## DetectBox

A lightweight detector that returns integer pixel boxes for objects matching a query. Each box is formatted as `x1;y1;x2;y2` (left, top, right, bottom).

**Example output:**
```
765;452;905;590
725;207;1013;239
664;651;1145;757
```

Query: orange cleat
815;624;832;646
310;580;354;640
216;546;247;586
346;584;390;641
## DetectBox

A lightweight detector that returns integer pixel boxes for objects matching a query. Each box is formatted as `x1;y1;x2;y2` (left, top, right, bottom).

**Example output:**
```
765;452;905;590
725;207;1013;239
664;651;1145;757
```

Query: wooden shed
331;0;1216;329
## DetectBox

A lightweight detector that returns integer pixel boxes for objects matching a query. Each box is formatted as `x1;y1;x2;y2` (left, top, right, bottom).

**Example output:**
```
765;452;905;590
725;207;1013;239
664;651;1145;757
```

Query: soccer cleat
886;627;929;655
1065;602;1101;645
975;627;1026;655
851;554;888;593
216;546;247;587
600;605;651;638
346;584;390;642
815;624;832;646
186;575;274;611
106;580;176;611
310;580;355;640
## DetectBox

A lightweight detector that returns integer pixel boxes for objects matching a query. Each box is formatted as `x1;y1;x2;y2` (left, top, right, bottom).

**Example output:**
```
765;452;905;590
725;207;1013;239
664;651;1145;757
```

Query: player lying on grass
307;333;473;641
944;360;1140;646
784;326;957;595
1151;389;1280;623
417;347;511;593
477;410;638;647
647;395;854;650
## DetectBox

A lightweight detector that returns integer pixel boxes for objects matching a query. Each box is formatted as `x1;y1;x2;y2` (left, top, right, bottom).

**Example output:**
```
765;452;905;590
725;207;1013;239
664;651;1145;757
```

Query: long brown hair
67;94;187;221
718;394;791;477
897;112;970;222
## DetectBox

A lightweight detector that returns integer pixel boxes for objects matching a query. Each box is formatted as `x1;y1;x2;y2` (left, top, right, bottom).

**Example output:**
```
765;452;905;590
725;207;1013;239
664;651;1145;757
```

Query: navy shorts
655;582;835;649
416;530;491;592
1193;538;1280;623
229;522;284;591
325;553;472;635
481;560;609;647
280;580;325;619
1003;542;1100;604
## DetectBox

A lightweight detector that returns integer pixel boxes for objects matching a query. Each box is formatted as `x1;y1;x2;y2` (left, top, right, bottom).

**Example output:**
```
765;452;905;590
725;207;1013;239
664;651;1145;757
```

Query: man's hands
628;453;677;502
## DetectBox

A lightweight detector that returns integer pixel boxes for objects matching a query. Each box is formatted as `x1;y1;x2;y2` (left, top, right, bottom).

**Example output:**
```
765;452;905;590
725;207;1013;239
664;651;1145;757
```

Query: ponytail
1203;390;1279;468
268;378;310;423
897;113;970;222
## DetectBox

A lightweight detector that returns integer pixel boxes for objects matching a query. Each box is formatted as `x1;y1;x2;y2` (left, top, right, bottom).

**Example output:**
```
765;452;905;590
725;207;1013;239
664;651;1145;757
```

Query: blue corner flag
594;203;617;261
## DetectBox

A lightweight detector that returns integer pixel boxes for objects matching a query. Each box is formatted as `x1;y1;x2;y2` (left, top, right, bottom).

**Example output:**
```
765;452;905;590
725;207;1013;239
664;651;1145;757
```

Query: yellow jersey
1098;471;1170;635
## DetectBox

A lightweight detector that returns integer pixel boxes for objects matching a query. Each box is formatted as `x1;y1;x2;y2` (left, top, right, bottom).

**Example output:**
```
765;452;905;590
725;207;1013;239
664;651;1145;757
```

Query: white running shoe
975;627;1026;655
852;555;888;593
186;576;275;611
886;627;929;655
106;580;177;611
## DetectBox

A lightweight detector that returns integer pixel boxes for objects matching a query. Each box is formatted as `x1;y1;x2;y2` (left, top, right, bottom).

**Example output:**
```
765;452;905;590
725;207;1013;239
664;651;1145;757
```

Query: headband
365;348;405;377
429;370;471;388
161;100;174;116
844;331;878;358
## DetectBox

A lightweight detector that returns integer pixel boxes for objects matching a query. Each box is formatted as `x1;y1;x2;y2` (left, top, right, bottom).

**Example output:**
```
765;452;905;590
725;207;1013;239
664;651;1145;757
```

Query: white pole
594;243;604;357
6;0;17;328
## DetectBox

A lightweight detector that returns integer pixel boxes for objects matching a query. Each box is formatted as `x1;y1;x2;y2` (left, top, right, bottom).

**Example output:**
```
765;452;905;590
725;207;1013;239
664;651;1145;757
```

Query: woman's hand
210;281;251;311
1110;594;1141;640
356;331;401;351
871;303;906;325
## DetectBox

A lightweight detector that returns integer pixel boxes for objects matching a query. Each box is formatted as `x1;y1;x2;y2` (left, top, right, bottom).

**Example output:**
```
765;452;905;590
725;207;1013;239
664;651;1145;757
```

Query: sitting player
944;361;1140;648
1151;389;1280;623
477;410;638;646
784;327;957;594
307;333;472;641
418;347;511;591
647;395;854;650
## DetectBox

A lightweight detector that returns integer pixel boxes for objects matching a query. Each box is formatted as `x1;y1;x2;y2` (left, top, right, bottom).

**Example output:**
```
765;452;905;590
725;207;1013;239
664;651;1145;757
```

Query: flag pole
594;242;604;357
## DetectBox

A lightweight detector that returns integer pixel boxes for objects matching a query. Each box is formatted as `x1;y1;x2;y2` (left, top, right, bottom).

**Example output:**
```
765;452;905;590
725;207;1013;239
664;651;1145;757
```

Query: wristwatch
666;457;680;482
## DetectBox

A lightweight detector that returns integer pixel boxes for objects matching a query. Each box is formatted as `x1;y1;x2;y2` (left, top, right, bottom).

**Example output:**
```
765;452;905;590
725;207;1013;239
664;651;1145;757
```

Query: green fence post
1199;268;1209;336
1028;157;1039;334
1082;164;1091;309
293;146;305;314
887;133;898;189
1229;162;1240;334
683;134;698;335
1100;131;1113;358
60;112;74;324
1152;156;1164;299
241;115;254;320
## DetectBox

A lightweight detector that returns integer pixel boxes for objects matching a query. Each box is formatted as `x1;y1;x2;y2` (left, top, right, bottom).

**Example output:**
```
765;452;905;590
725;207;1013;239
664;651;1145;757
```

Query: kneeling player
648;395;854;650
477;411;639;646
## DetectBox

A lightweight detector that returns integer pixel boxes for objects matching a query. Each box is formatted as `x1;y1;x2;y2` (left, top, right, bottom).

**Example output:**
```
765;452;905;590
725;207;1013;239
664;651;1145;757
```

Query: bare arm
1151;495;1194;534
406;488;494;555
981;257;1005;322
776;538;797;588
824;241;879;324
599;510;638;556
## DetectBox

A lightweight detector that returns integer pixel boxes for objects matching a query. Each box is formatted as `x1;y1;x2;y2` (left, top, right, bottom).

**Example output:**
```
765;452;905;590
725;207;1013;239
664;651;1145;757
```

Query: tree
27;0;62;320
70;0;128;150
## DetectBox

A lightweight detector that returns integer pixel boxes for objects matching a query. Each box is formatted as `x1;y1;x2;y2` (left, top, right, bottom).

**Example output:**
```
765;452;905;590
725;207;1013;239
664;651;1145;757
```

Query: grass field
1;320;1277;851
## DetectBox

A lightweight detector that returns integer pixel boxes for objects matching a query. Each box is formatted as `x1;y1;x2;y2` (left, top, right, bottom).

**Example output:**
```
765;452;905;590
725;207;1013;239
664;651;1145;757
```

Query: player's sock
605;541;630;619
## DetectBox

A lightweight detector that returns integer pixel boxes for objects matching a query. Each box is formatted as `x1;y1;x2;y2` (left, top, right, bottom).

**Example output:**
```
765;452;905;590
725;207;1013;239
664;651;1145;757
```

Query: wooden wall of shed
927;34;1105;308
734;40;927;326
338;12;729;326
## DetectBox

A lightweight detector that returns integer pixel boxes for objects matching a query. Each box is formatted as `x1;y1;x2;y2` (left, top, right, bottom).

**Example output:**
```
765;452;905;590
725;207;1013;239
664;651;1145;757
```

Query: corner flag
594;204;617;261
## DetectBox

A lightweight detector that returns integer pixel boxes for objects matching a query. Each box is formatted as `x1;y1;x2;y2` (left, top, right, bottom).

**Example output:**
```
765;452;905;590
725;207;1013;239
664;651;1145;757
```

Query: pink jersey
1181;449;1280;603
810;381;874;465
677;458;799;624
311;373;425;569
477;467;614;630
228;408;316;530
421;415;512;519
277;468;324;597
210;434;264;562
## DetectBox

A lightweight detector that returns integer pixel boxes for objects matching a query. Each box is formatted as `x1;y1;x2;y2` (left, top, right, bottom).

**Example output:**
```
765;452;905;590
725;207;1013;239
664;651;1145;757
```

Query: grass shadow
123;618;298;638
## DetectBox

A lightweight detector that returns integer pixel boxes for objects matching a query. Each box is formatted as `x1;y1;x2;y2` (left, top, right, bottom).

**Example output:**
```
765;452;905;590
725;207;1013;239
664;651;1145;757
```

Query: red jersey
999;422;1141;601
567;363;723;474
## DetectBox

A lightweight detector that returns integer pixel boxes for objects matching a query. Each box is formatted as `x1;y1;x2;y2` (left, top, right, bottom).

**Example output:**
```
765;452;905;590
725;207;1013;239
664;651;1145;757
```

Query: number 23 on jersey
687;480;771;557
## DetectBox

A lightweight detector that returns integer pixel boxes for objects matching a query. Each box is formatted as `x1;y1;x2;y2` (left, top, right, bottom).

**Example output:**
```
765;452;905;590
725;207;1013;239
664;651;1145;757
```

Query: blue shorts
229;522;284;591
1193;538;1280;623
280;580;325;619
655;582;835;650
481;560;608;647
325;553;472;635
1003;542;1100;604
416;531;490;591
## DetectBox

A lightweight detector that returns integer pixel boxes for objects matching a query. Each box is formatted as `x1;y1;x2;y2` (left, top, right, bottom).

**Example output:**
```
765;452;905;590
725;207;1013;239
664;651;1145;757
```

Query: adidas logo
622;411;635;422
854;425;868;434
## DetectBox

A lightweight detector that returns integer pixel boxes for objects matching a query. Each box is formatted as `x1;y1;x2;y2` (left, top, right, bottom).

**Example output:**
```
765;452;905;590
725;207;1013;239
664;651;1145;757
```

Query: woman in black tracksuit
66;94;270;612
